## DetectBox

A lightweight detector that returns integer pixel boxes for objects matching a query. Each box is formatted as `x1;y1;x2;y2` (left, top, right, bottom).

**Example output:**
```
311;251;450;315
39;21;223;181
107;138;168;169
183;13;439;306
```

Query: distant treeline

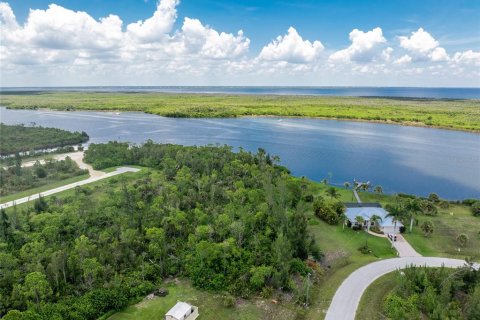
0;123;89;156
2;92;480;131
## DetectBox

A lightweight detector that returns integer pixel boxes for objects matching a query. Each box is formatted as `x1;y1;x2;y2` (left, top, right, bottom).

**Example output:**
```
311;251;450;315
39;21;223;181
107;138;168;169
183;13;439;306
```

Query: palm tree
374;185;383;194
369;214;383;232
325;187;339;200
344;182;351;189
355;215;365;228
355;215;370;246
405;199;422;233
385;203;406;241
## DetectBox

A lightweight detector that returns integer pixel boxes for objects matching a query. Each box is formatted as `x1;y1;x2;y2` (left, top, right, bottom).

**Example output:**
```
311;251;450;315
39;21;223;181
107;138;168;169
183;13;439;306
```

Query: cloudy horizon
1;0;479;87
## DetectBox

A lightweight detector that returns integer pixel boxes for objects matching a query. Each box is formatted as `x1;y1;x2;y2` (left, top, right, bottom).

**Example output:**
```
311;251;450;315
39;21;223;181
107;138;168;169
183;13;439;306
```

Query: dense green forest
0;141;336;319
0;157;88;197
383;265;480;319
2;92;480;131
0;123;89;156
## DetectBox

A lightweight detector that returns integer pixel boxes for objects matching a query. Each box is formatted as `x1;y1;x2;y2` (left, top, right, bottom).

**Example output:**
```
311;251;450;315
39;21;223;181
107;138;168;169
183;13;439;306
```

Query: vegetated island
0;123;89;156
1;91;480;132
1;141;479;320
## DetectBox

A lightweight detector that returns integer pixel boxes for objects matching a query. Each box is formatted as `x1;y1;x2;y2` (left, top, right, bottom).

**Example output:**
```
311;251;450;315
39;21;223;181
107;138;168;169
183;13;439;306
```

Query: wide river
1;107;479;200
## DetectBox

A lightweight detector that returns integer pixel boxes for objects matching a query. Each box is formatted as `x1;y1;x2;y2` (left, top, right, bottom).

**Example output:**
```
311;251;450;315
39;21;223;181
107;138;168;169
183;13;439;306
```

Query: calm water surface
2;86;480;99
1;107;479;199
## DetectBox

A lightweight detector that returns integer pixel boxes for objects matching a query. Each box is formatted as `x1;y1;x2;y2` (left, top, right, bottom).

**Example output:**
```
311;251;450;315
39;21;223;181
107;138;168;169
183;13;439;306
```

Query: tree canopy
1;141;324;319
0;123;89;156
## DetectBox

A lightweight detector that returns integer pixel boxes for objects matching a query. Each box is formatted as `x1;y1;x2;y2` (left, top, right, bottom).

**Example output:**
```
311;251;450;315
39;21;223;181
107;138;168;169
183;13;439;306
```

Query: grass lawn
0;173;90;203
2;92;480;131
305;213;396;319
5;170;477;319
403;204;480;260
2;169;147;211
314;183;480;262
107;279;298;320
355;271;397;320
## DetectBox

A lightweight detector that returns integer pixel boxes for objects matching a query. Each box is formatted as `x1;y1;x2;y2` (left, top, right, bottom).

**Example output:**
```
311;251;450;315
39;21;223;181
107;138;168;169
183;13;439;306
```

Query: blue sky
7;0;480;52
1;0;479;86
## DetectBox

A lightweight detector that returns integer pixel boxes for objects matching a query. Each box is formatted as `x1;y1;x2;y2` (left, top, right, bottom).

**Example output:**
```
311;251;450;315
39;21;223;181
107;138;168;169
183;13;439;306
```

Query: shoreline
4;105;480;134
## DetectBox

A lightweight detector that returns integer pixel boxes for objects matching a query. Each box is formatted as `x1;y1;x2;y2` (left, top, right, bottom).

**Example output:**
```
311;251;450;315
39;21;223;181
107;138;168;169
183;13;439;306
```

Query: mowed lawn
403;204;480;260
355;271;397;320
107;280;297;320
305;214;396;320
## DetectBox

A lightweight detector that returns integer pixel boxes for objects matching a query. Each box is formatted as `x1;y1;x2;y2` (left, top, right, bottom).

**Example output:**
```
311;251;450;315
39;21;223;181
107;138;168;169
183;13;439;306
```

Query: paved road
0;166;140;209
1;152;139;209
325;257;479;320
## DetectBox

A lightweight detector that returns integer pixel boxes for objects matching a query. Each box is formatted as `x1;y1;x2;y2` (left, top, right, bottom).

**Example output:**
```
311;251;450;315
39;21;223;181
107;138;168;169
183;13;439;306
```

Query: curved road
325;257;479;320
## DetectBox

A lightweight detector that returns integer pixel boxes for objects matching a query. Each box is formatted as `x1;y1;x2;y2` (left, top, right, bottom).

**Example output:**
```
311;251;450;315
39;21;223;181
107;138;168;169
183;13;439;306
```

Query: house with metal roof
165;301;199;320
344;203;403;234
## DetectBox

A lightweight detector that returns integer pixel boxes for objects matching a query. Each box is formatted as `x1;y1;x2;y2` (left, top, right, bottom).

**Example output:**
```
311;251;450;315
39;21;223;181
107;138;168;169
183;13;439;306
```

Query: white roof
166;301;192;319
345;207;403;227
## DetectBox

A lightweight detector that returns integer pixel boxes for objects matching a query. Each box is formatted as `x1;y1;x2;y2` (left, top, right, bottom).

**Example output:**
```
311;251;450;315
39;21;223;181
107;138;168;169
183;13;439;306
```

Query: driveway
392;234;421;257
21;151;105;178
325;257;479;320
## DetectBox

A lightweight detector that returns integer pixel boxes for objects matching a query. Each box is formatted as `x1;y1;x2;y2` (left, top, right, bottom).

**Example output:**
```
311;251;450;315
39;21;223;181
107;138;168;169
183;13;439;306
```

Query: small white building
165;301;199;320
345;203;403;234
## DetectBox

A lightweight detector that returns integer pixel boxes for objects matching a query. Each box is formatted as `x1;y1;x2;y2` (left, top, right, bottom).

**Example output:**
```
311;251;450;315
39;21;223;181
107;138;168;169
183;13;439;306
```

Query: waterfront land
0;123;89;156
1;142;478;320
1;92;480;131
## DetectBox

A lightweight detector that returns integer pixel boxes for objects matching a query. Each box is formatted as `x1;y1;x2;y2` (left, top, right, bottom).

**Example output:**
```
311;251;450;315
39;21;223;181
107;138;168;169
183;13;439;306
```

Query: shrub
420;200;438;215
397;193;417;199
457;234;469;247
249;266;273;290
313;200;340;225
471;202;480;217
462;199;478;206
289;258;311;276
222;294;236;308
421;220;434;237
439;200;449;209
428;193;440;203
260;286;274;298
304;194;314;202
358;245;371;254
384;293;420;319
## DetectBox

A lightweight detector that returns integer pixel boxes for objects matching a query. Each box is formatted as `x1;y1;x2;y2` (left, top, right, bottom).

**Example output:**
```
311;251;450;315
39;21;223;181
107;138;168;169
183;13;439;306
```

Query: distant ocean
1;86;480;99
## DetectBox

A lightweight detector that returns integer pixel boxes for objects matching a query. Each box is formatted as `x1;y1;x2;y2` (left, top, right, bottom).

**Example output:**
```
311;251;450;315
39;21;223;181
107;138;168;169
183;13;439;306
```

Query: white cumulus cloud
0;1;478;86
329;27;386;63
394;54;412;64
451;50;480;66
259;27;324;63
127;0;178;42
398;28;449;62
178;17;249;58
381;47;393;61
